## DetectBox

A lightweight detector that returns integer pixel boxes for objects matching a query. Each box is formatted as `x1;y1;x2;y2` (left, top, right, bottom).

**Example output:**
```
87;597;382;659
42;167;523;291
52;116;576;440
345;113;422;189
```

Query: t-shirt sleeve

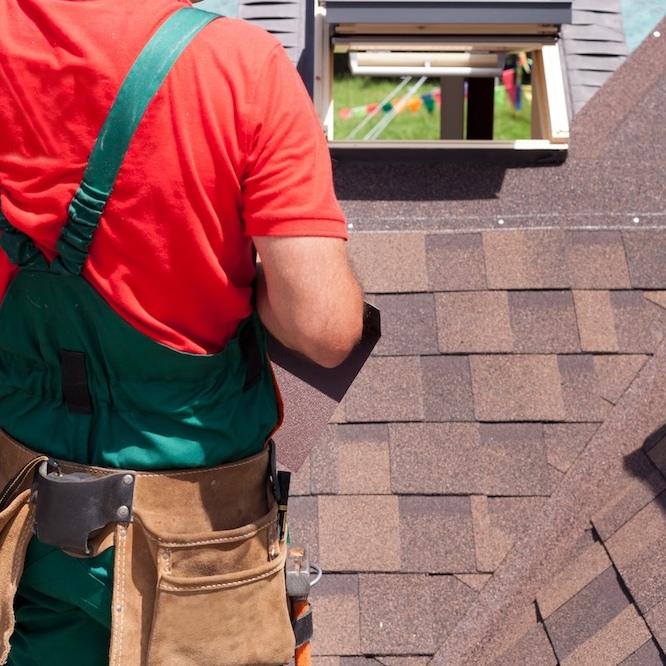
241;43;347;240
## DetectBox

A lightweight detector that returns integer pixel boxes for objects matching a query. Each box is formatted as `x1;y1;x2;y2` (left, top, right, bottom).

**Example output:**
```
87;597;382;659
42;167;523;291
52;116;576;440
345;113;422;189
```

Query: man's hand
252;235;364;368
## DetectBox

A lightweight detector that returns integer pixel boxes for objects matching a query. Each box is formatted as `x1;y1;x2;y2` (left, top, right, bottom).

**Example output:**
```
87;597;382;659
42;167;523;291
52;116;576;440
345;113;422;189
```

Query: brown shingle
311;425;392;496
430;575;479;645
318;496;401;572
338;439;391;495
399;495;475;573
604;494;666;569
536;541;612;619
310;574;361;657
472;495;549;573
288;455;311;496
645;597;666;653
508;291;580;353
472;494;501;573
611;290;666;353
435;291;512;353
646;426;666;473
623;230;666;289
544;423;600;473
370;294;439;357
310;425;340;495
592;452;666;541
559;605;651;666
389;422;552;497
482;229;571;290
619;640;665;666
485;495;548;566
573;291;619;352
425;233;487;291
339;423;389;442
358;574;436;654
617;532;666;614
348;233;428;293
470;355;565;421
549;465;565;491
543;567;631;661
308;424;391;496
421;355;475;422
273;362;341;471
343;357;425;423
432;340;666;666
565;230;631;289
593;354;649;404
288;496;320;563
454;573;491;592
558;355;610;422
389;423;484;495
644;291;666;310
490;621;557;666
479;423;551;495
569;18;666;160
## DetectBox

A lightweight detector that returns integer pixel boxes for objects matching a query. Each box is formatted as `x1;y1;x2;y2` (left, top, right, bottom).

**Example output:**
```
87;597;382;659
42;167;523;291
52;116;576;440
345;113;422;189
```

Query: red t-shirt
0;0;347;353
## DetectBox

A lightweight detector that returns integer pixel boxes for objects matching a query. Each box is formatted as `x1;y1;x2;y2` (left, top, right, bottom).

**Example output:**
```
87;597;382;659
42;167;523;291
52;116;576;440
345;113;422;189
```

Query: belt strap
0;454;48;512
0;430;275;557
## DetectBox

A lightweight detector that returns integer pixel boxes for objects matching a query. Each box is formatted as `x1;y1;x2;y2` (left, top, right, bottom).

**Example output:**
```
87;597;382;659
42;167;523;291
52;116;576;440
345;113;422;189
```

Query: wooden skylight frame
314;0;572;160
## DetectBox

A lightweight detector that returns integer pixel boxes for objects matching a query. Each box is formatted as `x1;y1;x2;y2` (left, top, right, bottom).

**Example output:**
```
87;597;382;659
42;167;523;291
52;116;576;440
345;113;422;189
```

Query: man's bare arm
252;235;364;368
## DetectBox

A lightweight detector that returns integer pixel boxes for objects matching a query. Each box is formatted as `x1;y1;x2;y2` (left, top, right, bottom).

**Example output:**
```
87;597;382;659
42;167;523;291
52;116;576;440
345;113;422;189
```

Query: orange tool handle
292;598;311;666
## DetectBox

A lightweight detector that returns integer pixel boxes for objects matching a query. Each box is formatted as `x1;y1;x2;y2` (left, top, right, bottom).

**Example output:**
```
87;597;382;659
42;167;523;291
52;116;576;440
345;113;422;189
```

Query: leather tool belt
0;429;295;666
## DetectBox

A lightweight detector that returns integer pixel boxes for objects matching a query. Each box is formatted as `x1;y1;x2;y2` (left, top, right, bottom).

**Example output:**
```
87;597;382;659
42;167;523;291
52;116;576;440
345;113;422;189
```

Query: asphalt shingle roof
281;13;666;666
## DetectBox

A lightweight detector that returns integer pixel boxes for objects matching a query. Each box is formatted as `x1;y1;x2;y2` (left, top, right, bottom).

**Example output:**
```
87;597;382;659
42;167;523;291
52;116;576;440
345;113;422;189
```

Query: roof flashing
325;1;573;26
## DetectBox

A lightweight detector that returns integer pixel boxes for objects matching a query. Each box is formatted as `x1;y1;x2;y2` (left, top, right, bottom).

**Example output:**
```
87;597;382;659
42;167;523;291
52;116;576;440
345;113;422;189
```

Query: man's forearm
253;242;364;368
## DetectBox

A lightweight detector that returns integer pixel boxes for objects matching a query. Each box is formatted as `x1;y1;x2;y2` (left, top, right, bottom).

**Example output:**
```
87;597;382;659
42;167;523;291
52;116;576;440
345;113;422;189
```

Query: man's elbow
309;311;364;368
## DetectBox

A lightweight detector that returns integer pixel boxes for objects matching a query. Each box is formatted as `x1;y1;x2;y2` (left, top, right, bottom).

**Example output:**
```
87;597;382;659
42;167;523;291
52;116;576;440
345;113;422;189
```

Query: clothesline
338;64;530;121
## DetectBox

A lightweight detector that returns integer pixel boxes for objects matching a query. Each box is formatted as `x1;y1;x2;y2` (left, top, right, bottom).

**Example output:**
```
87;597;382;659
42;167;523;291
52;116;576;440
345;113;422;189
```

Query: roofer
0;0;364;664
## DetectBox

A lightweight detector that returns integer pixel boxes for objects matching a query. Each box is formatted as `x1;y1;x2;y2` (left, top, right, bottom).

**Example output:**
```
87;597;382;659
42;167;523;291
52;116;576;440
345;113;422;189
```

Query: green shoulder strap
0;7;219;274
53;7;220;275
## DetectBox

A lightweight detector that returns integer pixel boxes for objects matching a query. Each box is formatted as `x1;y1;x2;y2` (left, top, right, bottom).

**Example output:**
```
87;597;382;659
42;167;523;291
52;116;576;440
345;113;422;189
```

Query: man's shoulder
199;14;283;57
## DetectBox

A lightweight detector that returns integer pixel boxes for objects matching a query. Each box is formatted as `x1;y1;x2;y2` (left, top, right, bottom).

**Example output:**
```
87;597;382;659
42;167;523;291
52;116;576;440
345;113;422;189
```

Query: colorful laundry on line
339;59;532;120
339;89;441;119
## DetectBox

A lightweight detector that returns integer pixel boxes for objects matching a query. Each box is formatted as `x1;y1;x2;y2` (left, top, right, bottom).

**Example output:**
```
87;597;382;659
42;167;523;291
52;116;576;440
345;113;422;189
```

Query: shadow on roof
332;161;511;201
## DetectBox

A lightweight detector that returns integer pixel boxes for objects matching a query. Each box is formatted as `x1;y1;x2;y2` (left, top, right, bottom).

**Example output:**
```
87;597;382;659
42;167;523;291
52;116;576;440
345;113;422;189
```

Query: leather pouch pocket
0;490;34;661
143;503;295;666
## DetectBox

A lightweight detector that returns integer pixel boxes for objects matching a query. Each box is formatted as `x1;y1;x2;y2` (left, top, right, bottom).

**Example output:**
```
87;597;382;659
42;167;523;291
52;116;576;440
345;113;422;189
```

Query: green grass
333;74;532;141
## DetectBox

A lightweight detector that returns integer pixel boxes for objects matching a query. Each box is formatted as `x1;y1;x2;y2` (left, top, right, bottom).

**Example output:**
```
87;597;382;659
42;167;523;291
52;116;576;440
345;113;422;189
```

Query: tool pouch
0;492;33;664
108;447;295;666
0;434;43;664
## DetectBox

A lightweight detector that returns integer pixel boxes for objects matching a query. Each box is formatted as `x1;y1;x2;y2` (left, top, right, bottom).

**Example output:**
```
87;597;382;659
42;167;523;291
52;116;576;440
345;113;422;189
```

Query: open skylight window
313;0;573;160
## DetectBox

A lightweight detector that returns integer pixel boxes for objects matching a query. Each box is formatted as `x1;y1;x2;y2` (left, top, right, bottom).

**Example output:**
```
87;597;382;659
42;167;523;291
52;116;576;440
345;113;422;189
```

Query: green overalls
0;9;279;664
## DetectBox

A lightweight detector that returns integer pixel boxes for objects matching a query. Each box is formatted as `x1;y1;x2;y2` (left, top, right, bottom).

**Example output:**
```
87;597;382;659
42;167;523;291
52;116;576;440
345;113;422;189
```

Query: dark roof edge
568;14;665;158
